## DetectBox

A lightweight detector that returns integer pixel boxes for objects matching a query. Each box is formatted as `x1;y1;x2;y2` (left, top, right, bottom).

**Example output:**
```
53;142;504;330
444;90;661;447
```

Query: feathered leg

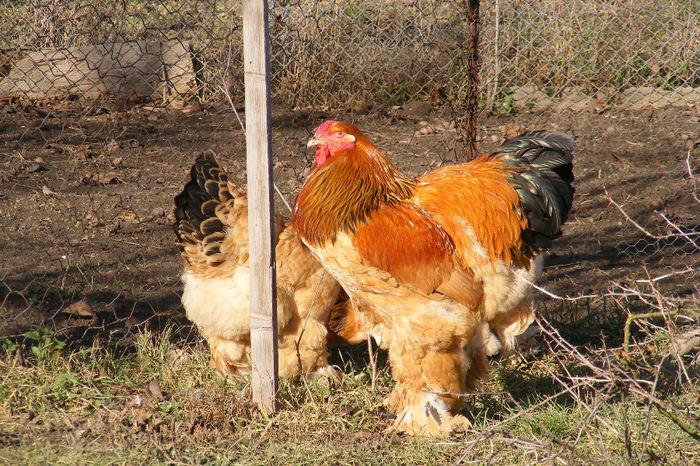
208;336;250;381
383;315;487;436
488;302;534;358
277;315;339;383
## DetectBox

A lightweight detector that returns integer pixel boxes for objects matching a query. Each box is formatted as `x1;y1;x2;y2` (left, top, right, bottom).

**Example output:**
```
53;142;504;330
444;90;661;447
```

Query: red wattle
315;146;330;166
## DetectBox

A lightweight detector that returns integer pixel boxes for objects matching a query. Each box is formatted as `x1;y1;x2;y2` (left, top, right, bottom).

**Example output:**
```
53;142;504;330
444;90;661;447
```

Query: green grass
1;324;698;464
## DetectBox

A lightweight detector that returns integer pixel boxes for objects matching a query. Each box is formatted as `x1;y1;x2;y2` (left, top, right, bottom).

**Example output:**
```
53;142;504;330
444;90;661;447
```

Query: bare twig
367;336;377;391
486;0;500;112
294;269;327;404
623;310;686;354
222;42;246;133
273;183;292;214
604;186;661;239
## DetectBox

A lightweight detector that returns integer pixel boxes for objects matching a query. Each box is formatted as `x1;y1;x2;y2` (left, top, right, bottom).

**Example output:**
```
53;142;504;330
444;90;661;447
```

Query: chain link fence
1;0;697;339
0;0;697;110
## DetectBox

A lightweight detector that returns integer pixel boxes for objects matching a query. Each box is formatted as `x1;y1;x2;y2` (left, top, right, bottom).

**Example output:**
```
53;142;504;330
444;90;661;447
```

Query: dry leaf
150;207;165;218
61;299;96;318
42;185;55;195
25;162;41;173
76;144;91;160
165;349;186;365
105;139;120;153
92;172;120;184
132;408;150;427
146;379;163;399
130;394;143;408
182;103;202;114
123;212;137;222
499;124;527;140
111;157;123;167
86;213;101;228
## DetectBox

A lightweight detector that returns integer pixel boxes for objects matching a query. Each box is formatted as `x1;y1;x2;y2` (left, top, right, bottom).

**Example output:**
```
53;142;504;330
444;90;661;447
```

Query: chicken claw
386;393;471;437
308;364;341;387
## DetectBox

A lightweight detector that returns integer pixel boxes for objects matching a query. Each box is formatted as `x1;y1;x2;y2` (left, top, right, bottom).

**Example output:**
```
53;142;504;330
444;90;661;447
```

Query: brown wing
413;157;531;268
352;202;482;309
414;132;575;268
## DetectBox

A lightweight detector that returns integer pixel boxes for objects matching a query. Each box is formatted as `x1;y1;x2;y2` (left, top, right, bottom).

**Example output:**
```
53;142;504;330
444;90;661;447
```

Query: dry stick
273;184;293;213
367;336;377;391
622;309;697;355
293;268;328;405
686;149;699;205
222;42;246;132
537;346;621;437
639;344;670;461
220;82;246;134
541;315;700;443
455;382;587;463
486;0;500;112
518;275;600;301
629;384;700;440
522;270;696;361
605;183;699;254
635;267;697;284
537;322;642;459
603;186;692;241
661;212;700;249
585;389;617;458
539;332;621;453
221;52;293;216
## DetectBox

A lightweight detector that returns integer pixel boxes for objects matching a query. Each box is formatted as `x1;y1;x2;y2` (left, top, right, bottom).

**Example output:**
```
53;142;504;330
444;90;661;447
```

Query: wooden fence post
242;0;278;414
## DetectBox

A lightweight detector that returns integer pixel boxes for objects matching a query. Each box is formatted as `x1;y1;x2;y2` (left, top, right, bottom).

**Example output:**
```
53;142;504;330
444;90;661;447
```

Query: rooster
174;151;344;382
293;121;575;435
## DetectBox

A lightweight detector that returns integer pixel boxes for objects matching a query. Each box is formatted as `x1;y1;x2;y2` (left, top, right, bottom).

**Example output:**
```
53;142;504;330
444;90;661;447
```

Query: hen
174;151;343;382
293;121;575;435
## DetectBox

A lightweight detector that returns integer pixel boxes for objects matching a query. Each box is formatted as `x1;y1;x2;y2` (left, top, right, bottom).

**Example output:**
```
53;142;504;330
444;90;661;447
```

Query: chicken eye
335;131;344;136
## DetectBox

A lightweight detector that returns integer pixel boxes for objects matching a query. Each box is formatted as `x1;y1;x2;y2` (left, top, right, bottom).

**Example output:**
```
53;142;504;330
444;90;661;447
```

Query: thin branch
367;336;377;391
273;183;292;214
604;186;661;239
220;84;246;133
294;269;327;404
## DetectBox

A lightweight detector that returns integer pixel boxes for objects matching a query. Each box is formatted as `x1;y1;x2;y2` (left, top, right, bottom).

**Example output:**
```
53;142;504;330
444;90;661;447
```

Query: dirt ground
1;101;698;349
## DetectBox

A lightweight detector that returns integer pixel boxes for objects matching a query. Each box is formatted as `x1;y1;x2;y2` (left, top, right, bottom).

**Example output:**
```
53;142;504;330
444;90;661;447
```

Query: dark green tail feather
496;131;575;250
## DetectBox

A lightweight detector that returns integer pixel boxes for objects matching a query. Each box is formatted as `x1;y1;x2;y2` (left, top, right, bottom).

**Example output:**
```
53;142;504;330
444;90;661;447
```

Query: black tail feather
497;131;575;250
173;151;232;250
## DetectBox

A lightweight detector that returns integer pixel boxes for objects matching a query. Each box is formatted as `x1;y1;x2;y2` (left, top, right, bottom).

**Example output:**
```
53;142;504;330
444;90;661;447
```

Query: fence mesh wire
1;0;697;110
0;0;698;338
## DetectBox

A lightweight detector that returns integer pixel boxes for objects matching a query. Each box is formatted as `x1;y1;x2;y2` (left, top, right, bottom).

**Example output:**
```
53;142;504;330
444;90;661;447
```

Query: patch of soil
1;101;697;346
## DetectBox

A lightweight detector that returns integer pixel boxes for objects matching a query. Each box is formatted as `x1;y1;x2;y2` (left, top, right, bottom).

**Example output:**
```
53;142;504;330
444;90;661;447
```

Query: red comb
314;120;335;138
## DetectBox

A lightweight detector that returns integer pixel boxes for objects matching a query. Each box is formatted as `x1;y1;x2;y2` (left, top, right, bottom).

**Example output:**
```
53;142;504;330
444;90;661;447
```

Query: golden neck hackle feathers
293;136;415;247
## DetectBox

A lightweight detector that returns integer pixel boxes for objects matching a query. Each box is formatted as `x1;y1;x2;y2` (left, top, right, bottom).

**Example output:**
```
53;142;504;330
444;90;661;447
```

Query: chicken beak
307;138;322;148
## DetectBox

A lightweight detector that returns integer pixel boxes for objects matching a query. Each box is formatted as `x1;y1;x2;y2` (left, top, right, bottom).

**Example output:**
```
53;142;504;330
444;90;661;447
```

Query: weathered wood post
242;0;278;414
